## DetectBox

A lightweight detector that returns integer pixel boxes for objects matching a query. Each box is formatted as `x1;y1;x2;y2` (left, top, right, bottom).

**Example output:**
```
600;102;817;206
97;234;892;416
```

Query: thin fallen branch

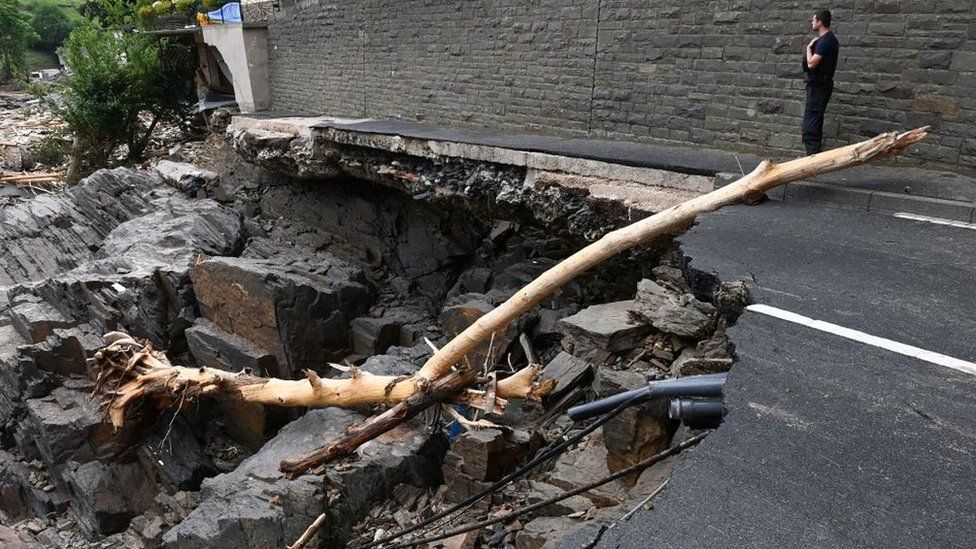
288;127;930;474
289;512;327;549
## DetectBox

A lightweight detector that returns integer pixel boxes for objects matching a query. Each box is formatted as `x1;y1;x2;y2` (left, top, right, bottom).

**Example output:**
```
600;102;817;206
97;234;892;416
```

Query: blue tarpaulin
206;2;241;23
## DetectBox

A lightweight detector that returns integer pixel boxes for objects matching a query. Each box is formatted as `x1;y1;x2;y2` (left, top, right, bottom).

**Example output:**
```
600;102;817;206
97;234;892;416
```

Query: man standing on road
801;9;839;155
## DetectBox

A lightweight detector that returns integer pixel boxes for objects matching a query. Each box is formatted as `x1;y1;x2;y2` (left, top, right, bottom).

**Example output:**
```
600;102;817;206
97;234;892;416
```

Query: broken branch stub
284;128;929;474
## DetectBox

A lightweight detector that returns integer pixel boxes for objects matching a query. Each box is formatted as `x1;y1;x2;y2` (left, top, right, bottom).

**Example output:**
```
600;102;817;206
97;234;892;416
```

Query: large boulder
0;168;162;286
162;408;446;548
190;255;373;376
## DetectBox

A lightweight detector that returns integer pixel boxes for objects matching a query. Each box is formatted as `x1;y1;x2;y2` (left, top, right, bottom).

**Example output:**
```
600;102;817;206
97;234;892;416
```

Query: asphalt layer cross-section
593;200;976;548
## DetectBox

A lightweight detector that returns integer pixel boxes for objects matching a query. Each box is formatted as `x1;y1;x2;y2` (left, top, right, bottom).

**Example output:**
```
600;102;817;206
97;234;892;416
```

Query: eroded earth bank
0;132;746;548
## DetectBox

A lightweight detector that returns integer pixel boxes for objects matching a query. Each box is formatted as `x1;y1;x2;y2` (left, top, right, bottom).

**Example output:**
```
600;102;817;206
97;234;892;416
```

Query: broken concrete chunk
154;160;218;194
629;279;715;339
559;300;654;354
713;279;751;318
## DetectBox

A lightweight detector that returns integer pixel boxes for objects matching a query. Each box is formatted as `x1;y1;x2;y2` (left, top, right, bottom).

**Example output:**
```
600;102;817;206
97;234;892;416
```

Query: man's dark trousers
802;81;833;154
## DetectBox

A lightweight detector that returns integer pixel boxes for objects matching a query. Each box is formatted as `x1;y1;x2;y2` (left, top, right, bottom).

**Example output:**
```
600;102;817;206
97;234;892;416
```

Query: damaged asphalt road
594;200;976;548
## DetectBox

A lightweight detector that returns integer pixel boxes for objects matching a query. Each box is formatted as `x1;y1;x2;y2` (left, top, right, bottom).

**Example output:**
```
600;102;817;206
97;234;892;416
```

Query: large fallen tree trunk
91;335;553;430
89;128;929;477
276;127;930;476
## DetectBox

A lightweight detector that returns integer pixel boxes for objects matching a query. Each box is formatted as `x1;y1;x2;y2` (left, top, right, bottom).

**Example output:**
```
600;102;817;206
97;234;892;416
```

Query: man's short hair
814;9;832;28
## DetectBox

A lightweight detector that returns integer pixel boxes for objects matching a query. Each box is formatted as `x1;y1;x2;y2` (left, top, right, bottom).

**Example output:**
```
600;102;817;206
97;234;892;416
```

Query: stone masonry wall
267;1;976;172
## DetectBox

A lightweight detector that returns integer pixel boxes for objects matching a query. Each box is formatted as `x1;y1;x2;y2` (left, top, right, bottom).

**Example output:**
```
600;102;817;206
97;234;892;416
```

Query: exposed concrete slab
230;115;713;193
202;25;270;112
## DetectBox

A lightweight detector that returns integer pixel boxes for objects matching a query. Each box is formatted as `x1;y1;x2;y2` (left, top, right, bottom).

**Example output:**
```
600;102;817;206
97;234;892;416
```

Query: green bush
49;21;195;178
0;0;38;78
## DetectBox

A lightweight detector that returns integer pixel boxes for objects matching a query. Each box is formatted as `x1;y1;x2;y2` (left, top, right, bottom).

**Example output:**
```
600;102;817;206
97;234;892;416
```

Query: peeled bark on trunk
278;127;930;476
90;335;554;430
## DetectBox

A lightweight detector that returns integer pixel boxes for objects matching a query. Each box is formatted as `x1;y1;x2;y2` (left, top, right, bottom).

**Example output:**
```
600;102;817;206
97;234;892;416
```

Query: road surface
592;200;976;548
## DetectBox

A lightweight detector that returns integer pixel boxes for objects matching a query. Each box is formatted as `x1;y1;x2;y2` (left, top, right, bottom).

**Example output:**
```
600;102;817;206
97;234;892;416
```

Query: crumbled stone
559;300;655;355
629;279;715;339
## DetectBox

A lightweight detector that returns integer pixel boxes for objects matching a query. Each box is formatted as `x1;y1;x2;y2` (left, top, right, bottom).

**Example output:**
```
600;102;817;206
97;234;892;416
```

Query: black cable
358;391;648;549
387;432;709;548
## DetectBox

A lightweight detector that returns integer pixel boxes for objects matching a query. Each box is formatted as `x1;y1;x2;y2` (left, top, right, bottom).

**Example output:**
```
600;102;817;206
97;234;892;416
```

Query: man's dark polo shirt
803;30;839;84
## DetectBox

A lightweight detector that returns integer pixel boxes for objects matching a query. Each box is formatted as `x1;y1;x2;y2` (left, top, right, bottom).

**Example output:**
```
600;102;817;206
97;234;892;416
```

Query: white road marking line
746;304;976;377
893;212;976;230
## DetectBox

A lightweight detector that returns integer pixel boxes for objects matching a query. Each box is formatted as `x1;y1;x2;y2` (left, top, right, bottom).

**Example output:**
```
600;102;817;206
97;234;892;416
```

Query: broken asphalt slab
593;200;976;548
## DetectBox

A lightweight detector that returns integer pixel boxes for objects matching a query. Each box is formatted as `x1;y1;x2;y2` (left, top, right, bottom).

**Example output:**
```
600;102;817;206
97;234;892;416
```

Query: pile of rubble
0;89;68;199
0;87;220;204
0;137;745;548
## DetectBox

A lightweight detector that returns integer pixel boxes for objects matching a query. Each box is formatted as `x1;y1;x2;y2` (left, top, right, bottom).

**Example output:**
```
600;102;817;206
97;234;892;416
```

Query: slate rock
63;459;157;536
441;296;517;369
17;327;103;376
547;431;628;508
7;296;76;344
19;386;127;465
444;428;542;483
350;311;415;356
163;408;446;548
0;168;162;287
135;419;216;492
629;279;715;339
559;300;654;355
448;267;492;297
596;369;674;477
154;160;219;195
525;481;593;517
516;516;580;549
185;318;278;376
191;254;373;376
539;352;594;404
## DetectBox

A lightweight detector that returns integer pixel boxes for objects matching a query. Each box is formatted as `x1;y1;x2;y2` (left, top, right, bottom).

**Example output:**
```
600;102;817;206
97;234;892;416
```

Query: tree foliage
0;0;38;77
23;0;83;53
51;21;195;177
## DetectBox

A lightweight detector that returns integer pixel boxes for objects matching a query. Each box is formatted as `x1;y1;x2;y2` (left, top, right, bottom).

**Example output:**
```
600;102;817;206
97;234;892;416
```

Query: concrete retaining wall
266;1;976;172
